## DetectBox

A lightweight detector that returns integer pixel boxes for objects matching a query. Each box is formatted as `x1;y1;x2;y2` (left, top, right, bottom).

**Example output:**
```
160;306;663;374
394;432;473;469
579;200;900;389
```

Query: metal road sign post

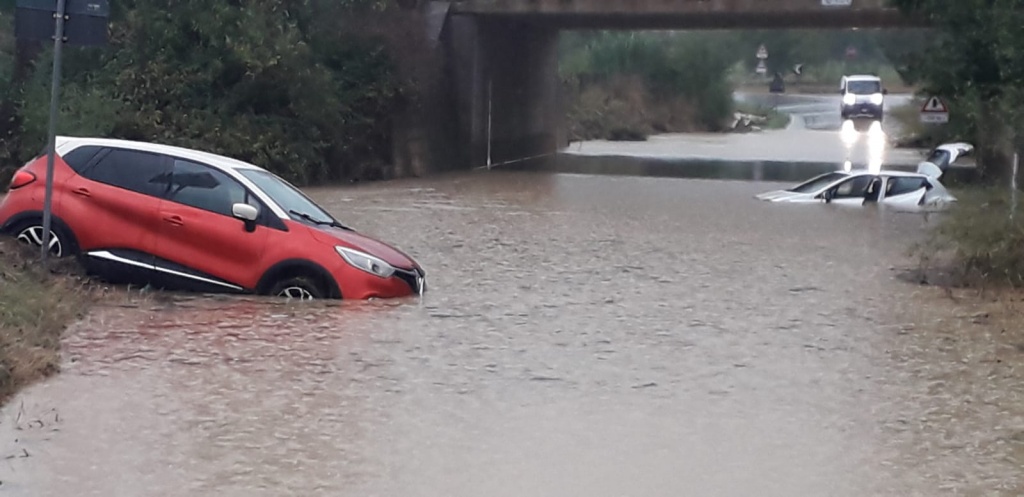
15;0;108;264
1012;152;1019;221
40;0;67;264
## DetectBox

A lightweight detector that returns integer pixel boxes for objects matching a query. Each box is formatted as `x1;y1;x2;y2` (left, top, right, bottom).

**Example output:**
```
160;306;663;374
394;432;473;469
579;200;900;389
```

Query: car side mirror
232;203;259;232
882;88;889;95
822;189;834;202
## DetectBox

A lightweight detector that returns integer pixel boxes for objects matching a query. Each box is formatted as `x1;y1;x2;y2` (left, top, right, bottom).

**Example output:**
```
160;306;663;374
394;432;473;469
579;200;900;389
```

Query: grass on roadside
0;239;93;404
910;186;1024;290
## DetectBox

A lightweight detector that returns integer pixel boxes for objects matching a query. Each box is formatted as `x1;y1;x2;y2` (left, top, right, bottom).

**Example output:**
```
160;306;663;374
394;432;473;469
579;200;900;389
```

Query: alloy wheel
279;286;315;300
17;225;63;258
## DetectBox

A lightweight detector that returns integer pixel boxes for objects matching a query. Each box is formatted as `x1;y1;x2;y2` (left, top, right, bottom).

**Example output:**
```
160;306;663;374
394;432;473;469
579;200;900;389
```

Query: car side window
166;159;251;217
61;145;103;173
886;177;928;196
832;175;874;198
81;148;171;197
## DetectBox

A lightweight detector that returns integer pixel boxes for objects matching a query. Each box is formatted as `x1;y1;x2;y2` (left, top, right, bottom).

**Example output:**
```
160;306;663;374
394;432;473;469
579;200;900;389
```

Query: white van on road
840;74;887;121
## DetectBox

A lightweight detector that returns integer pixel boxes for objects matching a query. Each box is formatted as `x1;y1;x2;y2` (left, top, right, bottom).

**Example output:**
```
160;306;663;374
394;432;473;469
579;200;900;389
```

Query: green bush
2;0;406;186
914;187;1024;288
560;32;736;140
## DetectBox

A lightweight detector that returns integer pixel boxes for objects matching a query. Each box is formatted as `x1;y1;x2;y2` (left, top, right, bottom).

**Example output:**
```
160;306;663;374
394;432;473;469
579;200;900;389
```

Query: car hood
755;190;810;202
309;225;420;271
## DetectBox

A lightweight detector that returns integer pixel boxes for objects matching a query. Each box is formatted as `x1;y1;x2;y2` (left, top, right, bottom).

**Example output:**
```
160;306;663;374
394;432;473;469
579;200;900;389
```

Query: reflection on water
841;119;860;148
1;170;1021;497
867;120;887;173
840;119;888;174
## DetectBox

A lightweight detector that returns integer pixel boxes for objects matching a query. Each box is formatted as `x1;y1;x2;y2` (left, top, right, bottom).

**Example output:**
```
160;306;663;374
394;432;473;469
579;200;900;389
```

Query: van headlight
336;246;395;278
842;93;856;106
870;93;884;105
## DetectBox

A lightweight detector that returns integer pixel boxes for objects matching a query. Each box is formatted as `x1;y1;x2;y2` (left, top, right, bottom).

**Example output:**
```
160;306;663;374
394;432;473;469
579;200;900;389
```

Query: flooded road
565;93;925;169
2;171;1023;496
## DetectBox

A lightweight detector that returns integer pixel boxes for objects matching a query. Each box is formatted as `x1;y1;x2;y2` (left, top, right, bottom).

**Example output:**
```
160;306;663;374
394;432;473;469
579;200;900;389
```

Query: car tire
268;275;326;300
10;218;78;259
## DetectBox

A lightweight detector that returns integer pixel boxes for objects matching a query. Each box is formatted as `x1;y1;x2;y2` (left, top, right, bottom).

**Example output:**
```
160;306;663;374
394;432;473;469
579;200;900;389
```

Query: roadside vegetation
911;188;1024;290
560;29;927;141
890;0;1024;184
0;0;435;186
0;240;92;404
889;1;1024;290
560;33;734;141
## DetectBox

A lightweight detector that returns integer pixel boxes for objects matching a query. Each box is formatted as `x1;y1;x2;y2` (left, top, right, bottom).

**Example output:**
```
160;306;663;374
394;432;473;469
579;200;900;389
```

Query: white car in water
756;142;971;208
755;169;956;208
918;142;973;176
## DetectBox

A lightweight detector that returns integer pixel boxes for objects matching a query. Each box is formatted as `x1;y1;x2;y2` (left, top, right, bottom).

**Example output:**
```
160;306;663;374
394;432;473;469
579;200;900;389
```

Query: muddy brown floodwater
2;170;1022;496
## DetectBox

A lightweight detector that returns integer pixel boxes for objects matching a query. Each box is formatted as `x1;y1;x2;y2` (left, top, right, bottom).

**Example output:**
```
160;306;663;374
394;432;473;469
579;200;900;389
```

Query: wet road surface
565;93;925;168
2;171;1022;496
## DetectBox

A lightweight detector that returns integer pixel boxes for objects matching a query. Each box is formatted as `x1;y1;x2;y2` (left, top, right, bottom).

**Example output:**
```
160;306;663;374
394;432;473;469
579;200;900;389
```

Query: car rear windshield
788;172;848;193
925;149;951;169
239;169;338;224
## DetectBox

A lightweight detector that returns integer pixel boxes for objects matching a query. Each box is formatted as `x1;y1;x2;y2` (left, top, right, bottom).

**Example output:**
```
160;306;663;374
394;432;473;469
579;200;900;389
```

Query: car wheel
12;220;76;258
268;276;325;300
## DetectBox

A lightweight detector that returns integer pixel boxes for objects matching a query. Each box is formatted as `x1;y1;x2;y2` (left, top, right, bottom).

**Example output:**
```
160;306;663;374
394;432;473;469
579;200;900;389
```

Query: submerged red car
0;137;426;300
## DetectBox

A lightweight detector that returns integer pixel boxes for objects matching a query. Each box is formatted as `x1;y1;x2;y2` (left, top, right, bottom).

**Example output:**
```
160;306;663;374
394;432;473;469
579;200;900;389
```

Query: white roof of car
844;74;881;81
55;136;265;173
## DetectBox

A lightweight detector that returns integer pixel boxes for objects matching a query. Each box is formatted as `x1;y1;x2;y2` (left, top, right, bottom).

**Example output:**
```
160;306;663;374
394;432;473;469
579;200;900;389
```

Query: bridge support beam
444;17;561;169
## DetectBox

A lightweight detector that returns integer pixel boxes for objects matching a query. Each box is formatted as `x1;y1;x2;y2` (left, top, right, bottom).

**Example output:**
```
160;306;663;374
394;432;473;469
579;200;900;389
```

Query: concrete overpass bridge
417;0;923;171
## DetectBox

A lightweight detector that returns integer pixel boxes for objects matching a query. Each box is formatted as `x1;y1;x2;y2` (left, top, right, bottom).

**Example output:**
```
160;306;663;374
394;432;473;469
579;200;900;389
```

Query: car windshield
847;80;881;95
925;149;951;168
238;169;338;225
788;172;848;193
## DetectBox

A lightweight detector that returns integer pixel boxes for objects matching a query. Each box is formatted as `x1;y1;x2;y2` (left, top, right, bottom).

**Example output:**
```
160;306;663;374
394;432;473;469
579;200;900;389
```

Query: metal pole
486;76;492;170
1012;151;1019;221
41;0;67;264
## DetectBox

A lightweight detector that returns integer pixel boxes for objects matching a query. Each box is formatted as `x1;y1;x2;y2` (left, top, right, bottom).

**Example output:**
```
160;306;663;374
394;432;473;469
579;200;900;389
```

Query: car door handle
73;187;91;197
163;215;184;226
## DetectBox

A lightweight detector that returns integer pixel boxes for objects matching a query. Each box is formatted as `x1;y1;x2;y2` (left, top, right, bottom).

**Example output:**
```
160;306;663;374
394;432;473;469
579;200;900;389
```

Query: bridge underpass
431;0;927;171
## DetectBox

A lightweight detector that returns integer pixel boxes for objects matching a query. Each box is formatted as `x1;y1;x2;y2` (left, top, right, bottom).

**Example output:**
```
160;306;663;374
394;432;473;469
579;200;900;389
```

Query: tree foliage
560;32;735;136
890;0;1024;180
1;0;407;185
558;29;927;140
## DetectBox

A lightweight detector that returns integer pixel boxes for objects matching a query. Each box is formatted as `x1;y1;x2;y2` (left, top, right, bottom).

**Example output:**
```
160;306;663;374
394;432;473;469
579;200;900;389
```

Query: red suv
0;137;426;300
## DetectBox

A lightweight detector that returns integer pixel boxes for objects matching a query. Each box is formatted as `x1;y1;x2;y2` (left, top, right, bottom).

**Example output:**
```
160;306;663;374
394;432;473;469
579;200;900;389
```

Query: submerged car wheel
13;221;74;258
269;276;325;300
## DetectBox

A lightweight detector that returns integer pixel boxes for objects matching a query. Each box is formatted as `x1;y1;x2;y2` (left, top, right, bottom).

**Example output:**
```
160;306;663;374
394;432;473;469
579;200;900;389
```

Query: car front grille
394;267;424;293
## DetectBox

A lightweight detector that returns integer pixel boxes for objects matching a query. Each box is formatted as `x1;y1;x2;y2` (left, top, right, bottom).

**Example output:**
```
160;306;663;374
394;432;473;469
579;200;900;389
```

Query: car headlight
842;93;856;106
870;93;884;105
336;246;395;278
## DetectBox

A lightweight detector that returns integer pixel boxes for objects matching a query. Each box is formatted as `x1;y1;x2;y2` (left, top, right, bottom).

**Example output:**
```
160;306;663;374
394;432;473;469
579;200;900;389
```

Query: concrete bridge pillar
444;17;561;169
